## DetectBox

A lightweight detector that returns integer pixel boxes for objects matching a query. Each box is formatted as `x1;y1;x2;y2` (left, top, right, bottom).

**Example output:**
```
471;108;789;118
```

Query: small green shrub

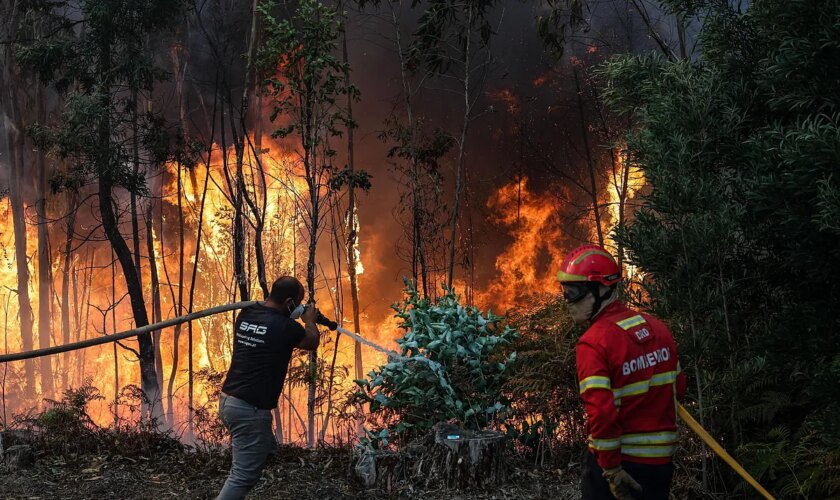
354;282;517;448
31;383;103;454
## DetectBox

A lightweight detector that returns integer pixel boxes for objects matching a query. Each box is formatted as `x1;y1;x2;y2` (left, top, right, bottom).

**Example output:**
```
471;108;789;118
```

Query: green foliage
328;167;372;192
380;117;454;172
13;383;182;458
406;0;499;74
354;281;517;448
258;0;356;151
535;0;586;58
379;116;452;293
502;299;586;464
36;384;103;440
599;0;840;496
15;0;189;191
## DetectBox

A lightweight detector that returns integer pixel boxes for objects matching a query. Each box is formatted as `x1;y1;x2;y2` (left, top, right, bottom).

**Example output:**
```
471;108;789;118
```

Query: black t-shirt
221;303;306;410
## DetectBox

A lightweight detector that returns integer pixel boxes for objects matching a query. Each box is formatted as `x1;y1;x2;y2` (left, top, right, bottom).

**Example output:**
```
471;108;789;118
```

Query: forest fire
1;1;830;498
0;127;648;440
0;0;651;453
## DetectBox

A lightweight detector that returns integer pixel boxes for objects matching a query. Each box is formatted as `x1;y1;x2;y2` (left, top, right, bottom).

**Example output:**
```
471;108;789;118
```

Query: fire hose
0;303;775;498
677;404;775;500
0;301;397;364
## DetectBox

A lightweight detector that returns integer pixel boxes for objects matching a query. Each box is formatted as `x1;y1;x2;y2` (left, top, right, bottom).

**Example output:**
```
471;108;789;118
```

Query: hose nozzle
315;311;337;331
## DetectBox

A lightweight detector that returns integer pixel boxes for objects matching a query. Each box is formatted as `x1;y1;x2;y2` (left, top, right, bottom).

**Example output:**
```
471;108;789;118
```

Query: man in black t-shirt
217;276;320;500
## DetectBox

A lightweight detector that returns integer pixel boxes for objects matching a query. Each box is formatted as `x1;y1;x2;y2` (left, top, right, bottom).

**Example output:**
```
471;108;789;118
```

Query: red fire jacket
576;301;686;469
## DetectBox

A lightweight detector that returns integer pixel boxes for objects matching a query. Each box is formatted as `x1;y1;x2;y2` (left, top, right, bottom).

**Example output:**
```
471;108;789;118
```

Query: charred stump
354;423;506;491
0;430;36;471
415;423;506;489
354;449;404;492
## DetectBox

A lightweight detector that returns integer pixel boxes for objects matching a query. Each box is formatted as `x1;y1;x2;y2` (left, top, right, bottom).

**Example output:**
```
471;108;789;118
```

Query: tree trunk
60;191;78;391
8;100;36;400
420;424;506;489
573;64;604;247
99;180;161;421
111;250;119;426
306;182;319;448
97;33;161;423
130;91;143;287
339;0;365;420
446;3;474;290
3;0;34;400
166;165;185;428
35;82;53;399
186;69;217;438
355;423;506;490
146;200;165;421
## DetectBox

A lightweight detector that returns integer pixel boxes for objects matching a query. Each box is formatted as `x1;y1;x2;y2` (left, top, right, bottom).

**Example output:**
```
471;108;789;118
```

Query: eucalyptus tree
405;0;501;292
258;0;356;447
16;0;189;423
0;2;36;399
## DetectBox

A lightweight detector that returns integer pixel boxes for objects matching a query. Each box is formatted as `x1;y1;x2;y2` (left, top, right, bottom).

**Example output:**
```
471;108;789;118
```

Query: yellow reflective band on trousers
621;444;677;458
621;431;678;445
579;375;611;394
617;315;646;330
613;371;678;404
588;431;678;457
588;435;621;451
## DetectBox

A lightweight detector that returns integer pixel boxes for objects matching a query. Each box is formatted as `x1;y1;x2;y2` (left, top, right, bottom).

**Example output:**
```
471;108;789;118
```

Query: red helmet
556;245;620;286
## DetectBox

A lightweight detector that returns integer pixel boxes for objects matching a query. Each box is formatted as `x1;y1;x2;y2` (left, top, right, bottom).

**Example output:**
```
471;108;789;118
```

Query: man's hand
301;305;318;324
602;466;642;500
297;305;321;351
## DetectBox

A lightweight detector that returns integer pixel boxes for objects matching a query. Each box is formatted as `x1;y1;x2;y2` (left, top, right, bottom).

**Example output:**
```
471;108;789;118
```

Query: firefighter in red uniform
557;245;686;500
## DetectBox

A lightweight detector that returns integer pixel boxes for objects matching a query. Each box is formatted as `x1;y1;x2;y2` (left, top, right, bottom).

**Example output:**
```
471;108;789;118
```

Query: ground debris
0;442;581;499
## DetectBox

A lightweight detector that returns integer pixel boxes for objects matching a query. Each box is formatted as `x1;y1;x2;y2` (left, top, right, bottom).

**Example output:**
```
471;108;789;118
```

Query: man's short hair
268;276;304;303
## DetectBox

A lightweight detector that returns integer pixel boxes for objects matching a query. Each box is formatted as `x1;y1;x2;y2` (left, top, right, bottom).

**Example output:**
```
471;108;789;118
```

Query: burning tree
15;0;189;423
258;0;357;447
406;0;501;295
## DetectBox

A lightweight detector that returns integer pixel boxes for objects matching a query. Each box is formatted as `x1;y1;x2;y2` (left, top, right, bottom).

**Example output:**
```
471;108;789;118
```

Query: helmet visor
562;283;590;304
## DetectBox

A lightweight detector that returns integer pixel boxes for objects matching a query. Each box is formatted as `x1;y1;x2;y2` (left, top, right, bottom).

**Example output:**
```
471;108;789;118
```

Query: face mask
288;301;305;320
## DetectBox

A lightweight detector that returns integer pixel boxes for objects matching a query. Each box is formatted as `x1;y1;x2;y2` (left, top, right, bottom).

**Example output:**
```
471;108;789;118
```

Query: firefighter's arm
576;339;623;469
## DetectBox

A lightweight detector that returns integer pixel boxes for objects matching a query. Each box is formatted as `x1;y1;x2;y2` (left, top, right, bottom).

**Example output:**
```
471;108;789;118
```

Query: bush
31;384;103;455
354;282;517;448
11;383;182;458
502;298;585;465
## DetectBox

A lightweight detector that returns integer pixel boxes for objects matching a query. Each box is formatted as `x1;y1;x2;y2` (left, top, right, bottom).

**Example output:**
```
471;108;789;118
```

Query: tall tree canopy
601;0;840;496
16;0;190;422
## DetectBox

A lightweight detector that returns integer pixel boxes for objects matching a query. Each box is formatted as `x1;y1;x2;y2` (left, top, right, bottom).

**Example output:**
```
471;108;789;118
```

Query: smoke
0;0;688;430
337;1;675;323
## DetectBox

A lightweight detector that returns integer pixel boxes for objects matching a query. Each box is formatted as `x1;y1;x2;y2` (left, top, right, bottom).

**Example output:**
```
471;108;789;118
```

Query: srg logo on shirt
239;321;267;335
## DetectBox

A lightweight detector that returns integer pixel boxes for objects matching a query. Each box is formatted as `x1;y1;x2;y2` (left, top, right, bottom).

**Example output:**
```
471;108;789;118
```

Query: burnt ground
0;445;582;499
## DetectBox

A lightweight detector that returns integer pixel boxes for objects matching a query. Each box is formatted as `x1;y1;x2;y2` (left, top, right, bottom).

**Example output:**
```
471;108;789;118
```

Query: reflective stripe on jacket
576;302;687;469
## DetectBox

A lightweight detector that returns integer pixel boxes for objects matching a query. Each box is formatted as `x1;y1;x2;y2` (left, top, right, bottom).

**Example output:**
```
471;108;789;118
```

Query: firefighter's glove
602;466;642;500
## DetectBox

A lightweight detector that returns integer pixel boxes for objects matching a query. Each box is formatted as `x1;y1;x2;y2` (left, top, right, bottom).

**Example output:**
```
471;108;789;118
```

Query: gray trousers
217;394;277;500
